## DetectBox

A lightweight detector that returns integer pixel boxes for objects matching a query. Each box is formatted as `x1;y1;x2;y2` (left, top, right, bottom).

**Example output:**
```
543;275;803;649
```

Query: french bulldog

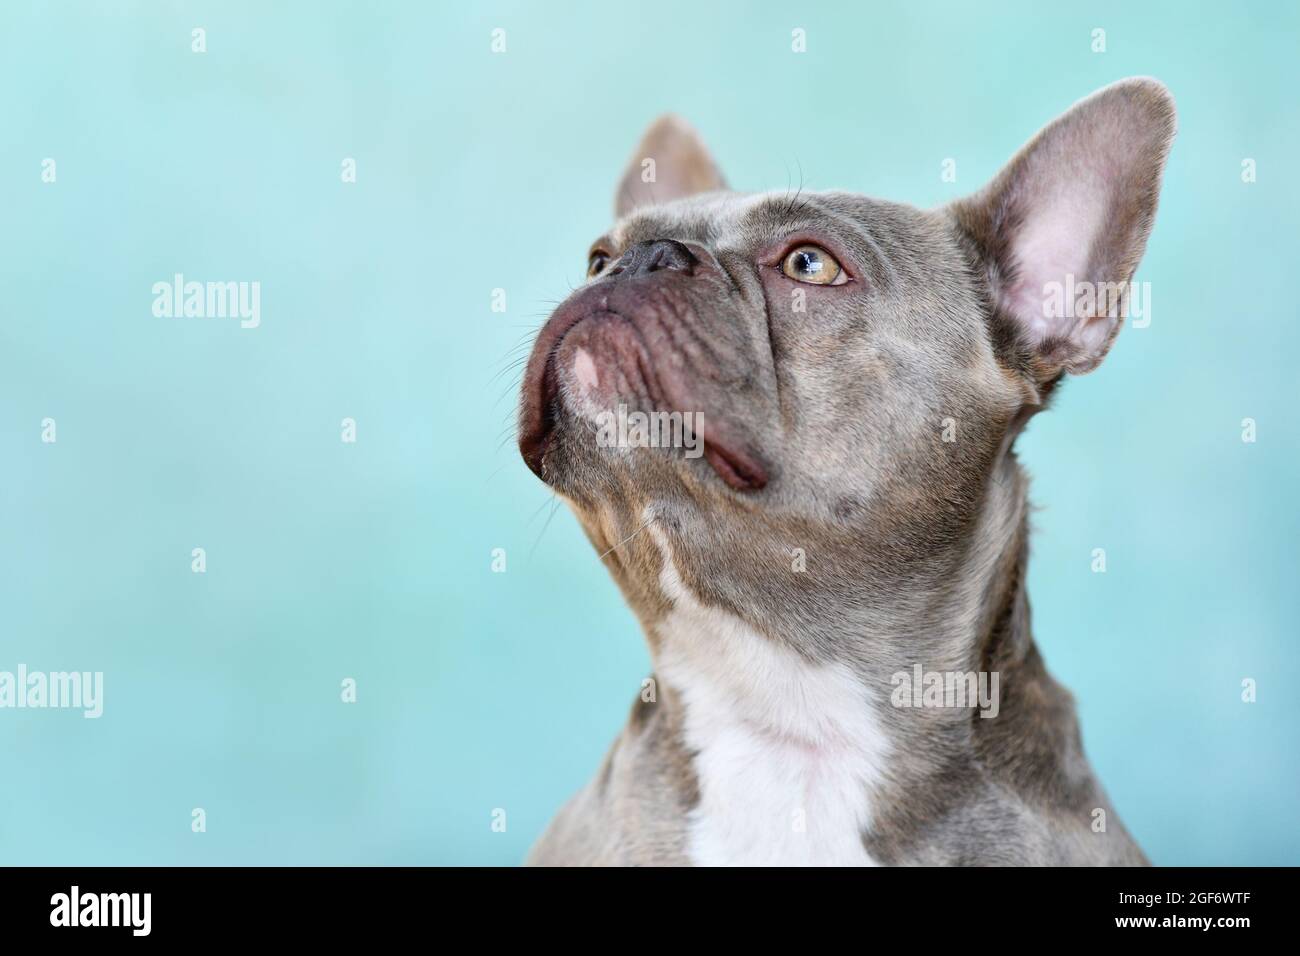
518;78;1175;865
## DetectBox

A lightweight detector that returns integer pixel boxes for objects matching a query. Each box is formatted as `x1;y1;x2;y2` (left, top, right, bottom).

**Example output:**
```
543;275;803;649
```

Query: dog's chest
649;527;890;866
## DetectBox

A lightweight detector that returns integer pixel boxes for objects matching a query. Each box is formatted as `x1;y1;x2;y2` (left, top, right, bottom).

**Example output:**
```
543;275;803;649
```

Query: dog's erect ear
953;78;1176;376
615;115;726;218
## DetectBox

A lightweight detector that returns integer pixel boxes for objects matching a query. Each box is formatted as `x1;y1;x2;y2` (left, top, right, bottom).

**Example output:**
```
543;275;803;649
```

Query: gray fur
520;80;1175;866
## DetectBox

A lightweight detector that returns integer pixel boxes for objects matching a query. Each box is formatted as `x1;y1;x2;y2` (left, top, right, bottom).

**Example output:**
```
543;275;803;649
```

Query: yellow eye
780;244;844;285
587;250;611;279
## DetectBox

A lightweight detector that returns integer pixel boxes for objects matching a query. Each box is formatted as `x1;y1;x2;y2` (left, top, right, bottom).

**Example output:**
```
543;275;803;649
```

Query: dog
517;78;1175;865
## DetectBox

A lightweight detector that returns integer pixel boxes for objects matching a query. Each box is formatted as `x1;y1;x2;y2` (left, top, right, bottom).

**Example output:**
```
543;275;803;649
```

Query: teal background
2;1;1296;866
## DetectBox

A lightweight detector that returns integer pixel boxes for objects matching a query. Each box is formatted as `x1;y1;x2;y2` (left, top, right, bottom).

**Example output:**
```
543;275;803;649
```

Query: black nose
609;239;697;278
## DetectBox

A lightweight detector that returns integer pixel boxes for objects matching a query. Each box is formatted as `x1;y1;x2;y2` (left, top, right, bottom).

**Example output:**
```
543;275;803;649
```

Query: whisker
597;512;659;561
487;354;529;385
527;493;558;526
529;497;564;558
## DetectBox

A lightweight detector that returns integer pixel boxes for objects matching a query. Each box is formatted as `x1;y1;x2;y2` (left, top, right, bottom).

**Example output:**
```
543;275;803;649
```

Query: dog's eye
780;244;845;285
587;250;611;279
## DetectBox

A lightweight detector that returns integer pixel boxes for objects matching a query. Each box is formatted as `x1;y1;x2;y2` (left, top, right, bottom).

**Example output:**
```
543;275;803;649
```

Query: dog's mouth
516;342;566;480
518;307;769;493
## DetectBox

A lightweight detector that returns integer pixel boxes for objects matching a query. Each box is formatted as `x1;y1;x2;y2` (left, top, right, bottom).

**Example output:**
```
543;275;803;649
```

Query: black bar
0;866;1283;940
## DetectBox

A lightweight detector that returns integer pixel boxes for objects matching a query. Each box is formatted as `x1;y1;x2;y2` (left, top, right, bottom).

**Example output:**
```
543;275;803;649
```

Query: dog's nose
608;239;697;278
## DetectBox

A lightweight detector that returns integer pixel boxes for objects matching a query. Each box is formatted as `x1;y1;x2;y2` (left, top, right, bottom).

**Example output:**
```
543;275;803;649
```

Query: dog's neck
640;453;1031;713
620;455;1062;861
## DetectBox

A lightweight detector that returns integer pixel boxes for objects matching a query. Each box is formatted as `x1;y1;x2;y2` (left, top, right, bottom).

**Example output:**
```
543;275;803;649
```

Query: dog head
519;79;1174;637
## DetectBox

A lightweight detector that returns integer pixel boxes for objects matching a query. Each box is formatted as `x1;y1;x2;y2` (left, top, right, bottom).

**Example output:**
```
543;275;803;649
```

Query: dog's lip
519;298;770;493
518;307;605;481
703;439;768;491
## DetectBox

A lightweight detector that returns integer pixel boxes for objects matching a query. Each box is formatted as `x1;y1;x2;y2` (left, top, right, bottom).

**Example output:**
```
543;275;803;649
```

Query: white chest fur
648;523;891;866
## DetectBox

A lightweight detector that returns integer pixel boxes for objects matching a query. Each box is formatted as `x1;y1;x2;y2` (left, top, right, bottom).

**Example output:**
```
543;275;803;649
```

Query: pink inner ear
1003;171;1110;345
970;79;1176;372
